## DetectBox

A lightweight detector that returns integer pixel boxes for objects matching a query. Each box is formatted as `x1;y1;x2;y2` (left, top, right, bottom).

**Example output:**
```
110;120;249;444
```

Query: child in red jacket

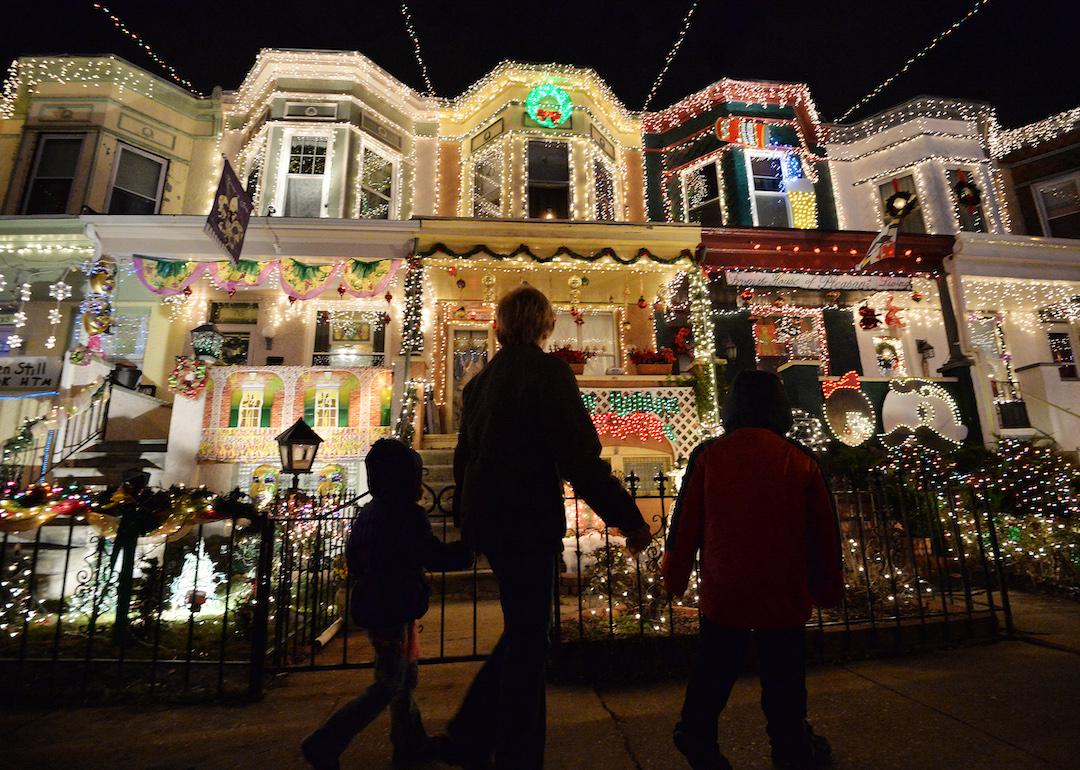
662;370;844;770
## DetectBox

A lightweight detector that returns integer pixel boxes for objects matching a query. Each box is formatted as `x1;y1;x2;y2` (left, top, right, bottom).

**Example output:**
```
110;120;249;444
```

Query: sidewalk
5;593;1080;769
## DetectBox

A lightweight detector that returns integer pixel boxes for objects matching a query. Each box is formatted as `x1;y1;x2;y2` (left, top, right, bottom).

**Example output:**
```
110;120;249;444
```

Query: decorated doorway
448;326;494;430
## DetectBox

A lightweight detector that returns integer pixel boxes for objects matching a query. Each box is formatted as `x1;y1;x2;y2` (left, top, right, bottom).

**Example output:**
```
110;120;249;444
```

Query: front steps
51;438;168;489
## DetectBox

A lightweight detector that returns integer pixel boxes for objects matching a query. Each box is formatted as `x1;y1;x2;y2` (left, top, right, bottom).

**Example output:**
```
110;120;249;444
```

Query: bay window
745;151;791;228
359;146;394;219
527;141;570;220
282;136;328;217
682;161;723;226
878;175;926;233
1034;173;1080;239
472;149;503;218
593;158;616;221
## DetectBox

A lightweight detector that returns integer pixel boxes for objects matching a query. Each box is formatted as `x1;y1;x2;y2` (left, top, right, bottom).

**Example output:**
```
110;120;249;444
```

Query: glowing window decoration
525;84;573;129
822;371;875;447
880;378;967;448
237;389;264;428
313;386;339;429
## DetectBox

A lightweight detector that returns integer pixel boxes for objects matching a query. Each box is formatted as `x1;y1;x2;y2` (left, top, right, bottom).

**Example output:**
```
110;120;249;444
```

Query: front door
449;327;493;430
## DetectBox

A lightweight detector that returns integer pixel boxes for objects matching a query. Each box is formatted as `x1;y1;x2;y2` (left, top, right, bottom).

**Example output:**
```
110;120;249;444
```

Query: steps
52;438;168;489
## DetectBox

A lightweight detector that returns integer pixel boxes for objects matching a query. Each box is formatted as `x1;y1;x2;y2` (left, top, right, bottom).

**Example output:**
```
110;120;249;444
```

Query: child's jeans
305;622;427;760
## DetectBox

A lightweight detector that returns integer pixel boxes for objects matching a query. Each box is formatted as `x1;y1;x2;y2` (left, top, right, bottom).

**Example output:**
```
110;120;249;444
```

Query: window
359;147;393;219
107;144;167;214
552;310;618;375
1048;330;1077;379
472;150;502;218
313;386;339;429
283;136;327;217
22;134;84;214
312;311;385;366
527;141;570;219
1035;174;1080;239
754;313;824;372
594;159;616;221
682;161;723;226
968;314;1019;400
746;152;791;228
106;308;150;364
237;389;264;428
878;175;926;234
945;169;987;233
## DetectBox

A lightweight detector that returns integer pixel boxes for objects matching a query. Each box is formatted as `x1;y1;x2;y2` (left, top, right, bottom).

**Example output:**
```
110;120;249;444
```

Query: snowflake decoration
48;281;71;301
12;311;26;328
48;308;62;325
44;336;56;350
7;334;23;349
19;283;31;302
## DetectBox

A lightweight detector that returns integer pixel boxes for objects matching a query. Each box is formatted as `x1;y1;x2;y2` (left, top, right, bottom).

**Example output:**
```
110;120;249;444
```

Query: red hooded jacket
661;428;844;630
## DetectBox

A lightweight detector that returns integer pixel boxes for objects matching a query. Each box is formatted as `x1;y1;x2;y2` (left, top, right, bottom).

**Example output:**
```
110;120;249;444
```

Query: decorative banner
881;378;968;448
134;256;208;296
340;259;402;298
725;269;912;292
211;260;273;294
280;259;343;300
205;159;254;265
822;371;876;447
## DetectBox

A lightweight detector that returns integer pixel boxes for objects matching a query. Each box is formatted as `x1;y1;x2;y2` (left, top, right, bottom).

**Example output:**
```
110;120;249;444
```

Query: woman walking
662;370;844;769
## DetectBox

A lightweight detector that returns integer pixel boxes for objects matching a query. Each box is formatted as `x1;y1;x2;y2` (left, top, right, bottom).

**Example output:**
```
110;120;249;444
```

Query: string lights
399;1;434;96
89;3;202;94
836;0;992;122
642;0;700;112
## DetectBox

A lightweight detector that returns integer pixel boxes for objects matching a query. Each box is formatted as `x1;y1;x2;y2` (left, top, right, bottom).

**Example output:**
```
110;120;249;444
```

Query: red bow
822;370;861;398
536;109;562;124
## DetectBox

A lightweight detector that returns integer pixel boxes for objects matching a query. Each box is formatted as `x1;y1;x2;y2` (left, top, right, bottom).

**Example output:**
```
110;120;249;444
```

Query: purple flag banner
204;159;253;266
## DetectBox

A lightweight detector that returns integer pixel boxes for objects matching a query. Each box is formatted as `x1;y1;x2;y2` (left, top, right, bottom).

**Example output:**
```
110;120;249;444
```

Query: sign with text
724;270;912;292
0;356;61;391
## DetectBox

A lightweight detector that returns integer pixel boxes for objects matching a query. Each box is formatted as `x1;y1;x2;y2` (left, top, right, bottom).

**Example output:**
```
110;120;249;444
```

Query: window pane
750;156;783;192
690;200;723;227
755;194;790;228
879;175;926;234
24;179;73;214
685;163;719;209
527;141;569;183
360;189;390;219
107;188;157;215
114;148;164;198
1040;178;1080;219
106;309;150;363
594;159;615;221
362;149;393;197
289;137;328;176
528;185;569;220
473;152;502;218
285;176;323;217
36;137;82;177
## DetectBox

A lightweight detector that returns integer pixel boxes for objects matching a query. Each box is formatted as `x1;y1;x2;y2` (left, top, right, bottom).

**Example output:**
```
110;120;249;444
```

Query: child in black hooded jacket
302;438;470;769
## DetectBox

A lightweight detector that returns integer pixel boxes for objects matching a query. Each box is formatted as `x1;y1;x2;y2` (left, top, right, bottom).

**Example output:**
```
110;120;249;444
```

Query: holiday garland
417;242;695;266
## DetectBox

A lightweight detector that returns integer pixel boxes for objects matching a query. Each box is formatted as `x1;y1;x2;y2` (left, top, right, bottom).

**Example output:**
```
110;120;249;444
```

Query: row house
0;49;1076;500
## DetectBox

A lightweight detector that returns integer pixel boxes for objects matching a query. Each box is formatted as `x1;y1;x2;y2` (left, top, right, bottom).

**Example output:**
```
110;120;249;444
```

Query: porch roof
81;215;420;262
414;217;700;271
700;227;952;277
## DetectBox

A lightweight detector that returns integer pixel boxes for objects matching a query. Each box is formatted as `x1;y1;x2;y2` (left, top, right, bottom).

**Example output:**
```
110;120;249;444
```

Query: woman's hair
495;285;555;347
722;369;794;436
364;437;423;502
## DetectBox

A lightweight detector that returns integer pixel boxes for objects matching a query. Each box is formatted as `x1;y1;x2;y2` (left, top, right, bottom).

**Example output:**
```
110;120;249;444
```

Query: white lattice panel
580;385;702;460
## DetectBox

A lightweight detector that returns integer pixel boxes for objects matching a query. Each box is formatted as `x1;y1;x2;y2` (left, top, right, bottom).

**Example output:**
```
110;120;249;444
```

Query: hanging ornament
183;285;193;297
482;273;497;303
384;291;393;304
738;287;755;307
824;290;841;305
580;275;590;287
568;276;583;289
911;290;924;303
637;294;648;310
336;283;346;296
288;295;297;305
858;304;881;331
48;281;72;301
456;278;467;290
884;295;905;331
448;265;458;277
228;287;237;297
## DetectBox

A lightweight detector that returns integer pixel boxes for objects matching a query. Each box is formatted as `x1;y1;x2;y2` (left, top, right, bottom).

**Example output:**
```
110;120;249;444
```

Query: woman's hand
622;524;652;556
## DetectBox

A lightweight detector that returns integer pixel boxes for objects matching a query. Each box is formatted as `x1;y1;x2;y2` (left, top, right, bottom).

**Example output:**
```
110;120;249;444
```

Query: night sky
2;1;1076;126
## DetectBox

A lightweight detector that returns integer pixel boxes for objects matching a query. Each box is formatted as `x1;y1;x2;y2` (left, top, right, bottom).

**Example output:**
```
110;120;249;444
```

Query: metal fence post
980;496;1015;637
248;513;276;698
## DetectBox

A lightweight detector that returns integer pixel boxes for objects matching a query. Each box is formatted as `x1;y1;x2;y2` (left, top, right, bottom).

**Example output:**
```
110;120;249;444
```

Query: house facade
0;49;1077;498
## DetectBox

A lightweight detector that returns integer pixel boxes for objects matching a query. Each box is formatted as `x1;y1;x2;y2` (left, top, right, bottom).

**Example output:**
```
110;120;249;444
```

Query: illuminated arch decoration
881;378;967;449
318;464;348;497
525;84;573;128
249;464;280;508
822;371;875;447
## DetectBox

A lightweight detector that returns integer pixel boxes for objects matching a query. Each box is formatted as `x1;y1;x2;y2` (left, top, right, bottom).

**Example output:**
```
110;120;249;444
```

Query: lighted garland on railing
399;257;424;355
688;269;721;436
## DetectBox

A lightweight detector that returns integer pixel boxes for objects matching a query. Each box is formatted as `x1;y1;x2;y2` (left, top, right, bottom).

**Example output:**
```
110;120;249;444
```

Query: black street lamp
275;418;324;490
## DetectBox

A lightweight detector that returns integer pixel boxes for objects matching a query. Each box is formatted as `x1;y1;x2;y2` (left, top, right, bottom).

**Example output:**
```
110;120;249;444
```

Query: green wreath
525;84;573;128
168;355;209;399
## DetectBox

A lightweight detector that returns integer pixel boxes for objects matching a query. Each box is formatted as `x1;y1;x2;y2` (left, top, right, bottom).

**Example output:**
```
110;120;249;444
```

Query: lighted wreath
884;190;917;220
525;84;573;128
168;355;209;399
954;179;981;209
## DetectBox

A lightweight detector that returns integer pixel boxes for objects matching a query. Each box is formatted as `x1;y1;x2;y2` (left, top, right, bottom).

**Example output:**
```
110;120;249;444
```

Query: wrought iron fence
0;470;1013;704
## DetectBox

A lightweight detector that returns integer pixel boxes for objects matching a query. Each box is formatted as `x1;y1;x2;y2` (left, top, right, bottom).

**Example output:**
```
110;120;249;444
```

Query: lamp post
190;323;225;363
275;418;324;490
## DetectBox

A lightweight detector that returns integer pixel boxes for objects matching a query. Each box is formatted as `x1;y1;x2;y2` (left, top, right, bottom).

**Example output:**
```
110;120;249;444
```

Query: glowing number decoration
525;84;573;128
881;378;967;449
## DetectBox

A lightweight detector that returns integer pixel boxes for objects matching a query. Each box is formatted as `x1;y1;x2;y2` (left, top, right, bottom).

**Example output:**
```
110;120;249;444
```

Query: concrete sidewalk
5;594;1080;769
